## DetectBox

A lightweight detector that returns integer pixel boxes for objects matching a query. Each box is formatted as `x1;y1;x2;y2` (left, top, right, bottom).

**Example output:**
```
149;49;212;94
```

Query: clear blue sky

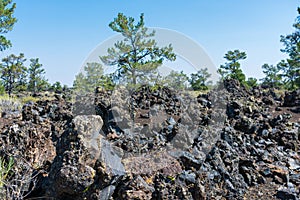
2;0;299;85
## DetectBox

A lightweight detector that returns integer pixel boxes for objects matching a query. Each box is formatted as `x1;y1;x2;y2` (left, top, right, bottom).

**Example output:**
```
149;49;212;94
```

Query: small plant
0;94;22;113
0;156;14;198
0;157;14;187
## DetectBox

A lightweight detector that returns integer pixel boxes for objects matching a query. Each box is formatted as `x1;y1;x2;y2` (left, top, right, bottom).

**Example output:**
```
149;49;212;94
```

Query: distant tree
246;77;258;88
62;84;69;92
16;66;27;92
73;72;87;92
84;62;104;89
0;53;27;95
189;68;212;90
28;58;48;93
261;63;282;88
279;7;300;90
100;73;115;90
164;70;188;90
73;62;115;92
277;59;300;90
0;0;17;51
100;13;176;86
218;50;247;84
51;81;62;92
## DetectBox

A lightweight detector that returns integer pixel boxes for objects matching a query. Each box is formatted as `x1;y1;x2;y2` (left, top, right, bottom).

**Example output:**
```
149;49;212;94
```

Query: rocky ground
0;79;299;200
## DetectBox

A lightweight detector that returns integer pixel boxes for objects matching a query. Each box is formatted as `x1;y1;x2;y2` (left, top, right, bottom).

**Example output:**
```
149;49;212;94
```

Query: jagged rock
53;164;96;196
276;189;297;200
2;81;300;199
262;96;274;105
284;90;300;107
97;138;126;185
96;185;116;200
73;93;97;115
73;115;103;166
46;115;104;199
122;151;181;176
223;79;248;97
234;116;254;133
117;175;155;200
227;101;242;119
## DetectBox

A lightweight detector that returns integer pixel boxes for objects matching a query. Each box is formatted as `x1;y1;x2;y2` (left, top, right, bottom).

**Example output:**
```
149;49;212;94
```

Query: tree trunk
132;69;137;85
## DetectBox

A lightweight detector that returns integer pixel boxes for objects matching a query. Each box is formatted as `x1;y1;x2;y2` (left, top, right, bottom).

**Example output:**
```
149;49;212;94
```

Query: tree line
74;10;300;92
0;54;64;95
73;62;213;92
0;0;64;96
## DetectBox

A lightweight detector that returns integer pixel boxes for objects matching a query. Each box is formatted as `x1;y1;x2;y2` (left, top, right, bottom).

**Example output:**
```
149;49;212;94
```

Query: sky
2;0;300;86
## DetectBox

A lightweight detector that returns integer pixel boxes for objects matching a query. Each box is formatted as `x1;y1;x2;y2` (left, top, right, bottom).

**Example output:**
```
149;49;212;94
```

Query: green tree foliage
50;81;62;92
164;70;188;90
279;7;300;90
0;53;26;95
189;68;212;91
100;13;176;86
0;0;17;51
246;77;258;88
28;58;48;93
261;63;282;88
73;72;87;92
73;62;115;92
218;50;247;84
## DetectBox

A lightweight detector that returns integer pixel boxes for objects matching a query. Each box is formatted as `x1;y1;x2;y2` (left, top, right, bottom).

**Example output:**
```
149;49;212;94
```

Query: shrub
0;95;21;114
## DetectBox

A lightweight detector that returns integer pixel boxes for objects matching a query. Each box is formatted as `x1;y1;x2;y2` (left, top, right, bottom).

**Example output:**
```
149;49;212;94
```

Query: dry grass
0;95;22;113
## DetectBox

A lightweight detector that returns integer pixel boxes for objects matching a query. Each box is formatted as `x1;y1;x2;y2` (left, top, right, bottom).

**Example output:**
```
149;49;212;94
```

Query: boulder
46;115;104;198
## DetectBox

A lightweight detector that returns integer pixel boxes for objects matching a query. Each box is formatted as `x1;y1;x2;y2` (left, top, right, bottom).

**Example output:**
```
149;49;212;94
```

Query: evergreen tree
280;7;300;90
73;62;115;92
189;68;212;90
218;50;247;84
100;13;176;86
51;81;62;93
73;72;87;92
0;53;26;95
261;63;282;88
246;77;258;88
164;70;188;90
28;58;48;93
0;0;17;51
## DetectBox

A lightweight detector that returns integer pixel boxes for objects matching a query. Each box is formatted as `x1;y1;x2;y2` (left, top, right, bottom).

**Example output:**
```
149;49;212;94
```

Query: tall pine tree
101;13;176;86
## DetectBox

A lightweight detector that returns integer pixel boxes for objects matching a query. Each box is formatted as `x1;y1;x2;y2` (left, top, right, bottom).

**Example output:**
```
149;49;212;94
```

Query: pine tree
100;13;176;86
218;50;247;84
73;62;115;92
279;7;300;90
0;0;17;51
261;63;282;88
28;58;48;93
0;53;26;95
164;70;188;90
189;68;212;91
